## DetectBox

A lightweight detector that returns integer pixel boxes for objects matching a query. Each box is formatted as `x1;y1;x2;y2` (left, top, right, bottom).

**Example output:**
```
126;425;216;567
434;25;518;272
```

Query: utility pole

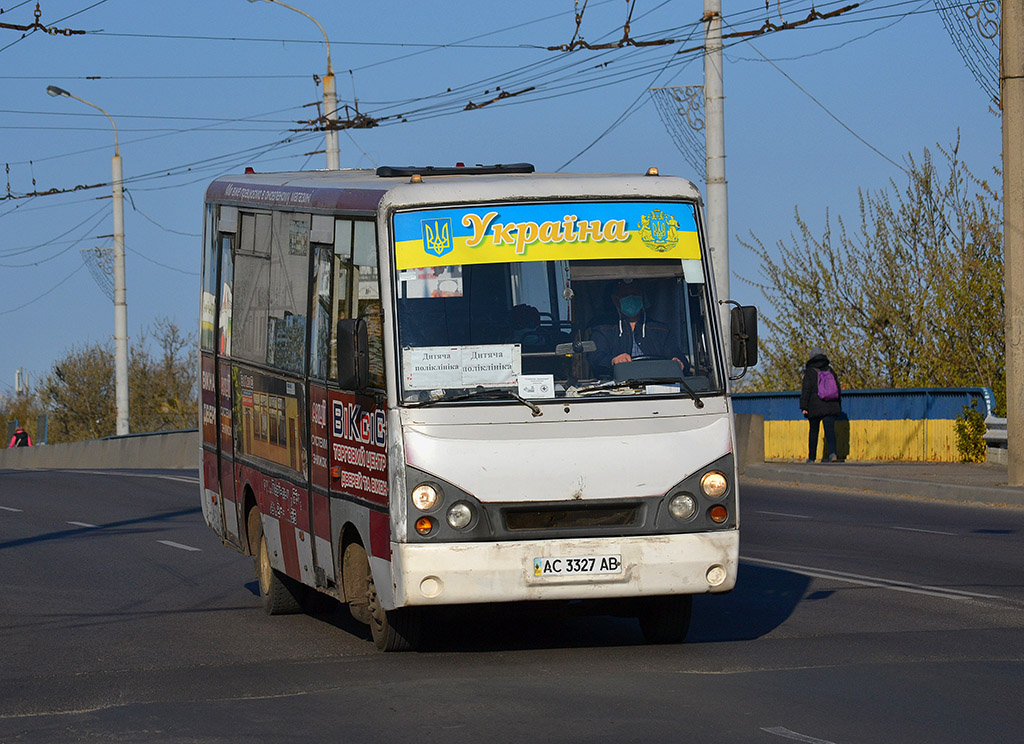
704;0;730;334
1004;0;1024;485
111;138;130;435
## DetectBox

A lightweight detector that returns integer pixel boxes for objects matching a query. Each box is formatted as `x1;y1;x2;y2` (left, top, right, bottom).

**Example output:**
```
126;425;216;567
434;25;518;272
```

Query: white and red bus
199;164;757;651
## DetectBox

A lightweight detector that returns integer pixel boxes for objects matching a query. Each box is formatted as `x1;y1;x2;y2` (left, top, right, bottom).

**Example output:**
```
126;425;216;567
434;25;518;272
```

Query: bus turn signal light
415;517;435;535
708;505;728;524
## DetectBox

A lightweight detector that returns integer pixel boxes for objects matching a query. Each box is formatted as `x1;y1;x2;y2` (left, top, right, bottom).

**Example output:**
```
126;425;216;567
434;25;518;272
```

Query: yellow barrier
764;419;959;462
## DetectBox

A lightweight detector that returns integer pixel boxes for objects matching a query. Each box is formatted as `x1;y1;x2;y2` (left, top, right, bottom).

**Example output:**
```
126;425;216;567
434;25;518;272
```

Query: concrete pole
1003;1;1024;484
704;0;730;357
111;151;130;435
323;67;340;170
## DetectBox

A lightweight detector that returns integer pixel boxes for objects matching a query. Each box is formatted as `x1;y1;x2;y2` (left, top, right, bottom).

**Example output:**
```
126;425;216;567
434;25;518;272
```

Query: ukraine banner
393;201;701;270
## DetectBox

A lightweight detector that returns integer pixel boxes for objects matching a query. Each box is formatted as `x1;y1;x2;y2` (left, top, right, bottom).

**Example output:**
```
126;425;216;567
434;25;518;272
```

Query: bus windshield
392;200;723;403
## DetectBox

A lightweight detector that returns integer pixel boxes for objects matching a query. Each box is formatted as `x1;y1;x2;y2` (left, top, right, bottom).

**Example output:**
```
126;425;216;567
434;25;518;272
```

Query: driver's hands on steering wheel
612;353;689;372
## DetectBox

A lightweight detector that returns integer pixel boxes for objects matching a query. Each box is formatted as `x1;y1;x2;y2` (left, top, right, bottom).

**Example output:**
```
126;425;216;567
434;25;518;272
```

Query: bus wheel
349;543;420;652
251;512;303;616
638;595;692;644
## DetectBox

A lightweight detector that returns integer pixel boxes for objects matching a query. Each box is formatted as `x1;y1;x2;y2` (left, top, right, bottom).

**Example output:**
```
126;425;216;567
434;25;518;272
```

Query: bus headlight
412;483;441;511
668;493;697;521
700;471;728;499
447;502;474;530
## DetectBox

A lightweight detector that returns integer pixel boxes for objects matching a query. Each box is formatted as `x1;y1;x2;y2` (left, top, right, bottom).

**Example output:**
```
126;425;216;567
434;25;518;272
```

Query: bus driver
589;279;692;378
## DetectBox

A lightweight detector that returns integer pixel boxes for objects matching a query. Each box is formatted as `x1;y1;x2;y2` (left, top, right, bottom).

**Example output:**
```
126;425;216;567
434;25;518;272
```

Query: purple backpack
817;369;840;401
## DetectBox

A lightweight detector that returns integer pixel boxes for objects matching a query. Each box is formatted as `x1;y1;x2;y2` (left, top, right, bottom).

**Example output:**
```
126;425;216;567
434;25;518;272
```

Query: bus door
308;216;339;590
325;219;392;566
216;209;242;547
200;205;238;543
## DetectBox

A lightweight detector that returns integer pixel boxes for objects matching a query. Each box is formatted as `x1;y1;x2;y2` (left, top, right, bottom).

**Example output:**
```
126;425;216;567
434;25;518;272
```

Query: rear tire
638;595;692;644
345;541;421;651
251;510;303;615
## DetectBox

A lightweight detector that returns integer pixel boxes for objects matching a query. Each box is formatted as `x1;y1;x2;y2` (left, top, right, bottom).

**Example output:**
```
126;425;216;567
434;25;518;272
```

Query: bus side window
200;204;217;352
232;213;271;365
309;244;333;380
328;219;352;381
328;219;382;389
218;238;234;356
353;220;384;389
266;213;310;375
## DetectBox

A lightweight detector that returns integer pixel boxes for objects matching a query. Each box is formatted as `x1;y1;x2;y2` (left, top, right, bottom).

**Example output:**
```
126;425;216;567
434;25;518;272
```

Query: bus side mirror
730;305;758;368
337;317;369;390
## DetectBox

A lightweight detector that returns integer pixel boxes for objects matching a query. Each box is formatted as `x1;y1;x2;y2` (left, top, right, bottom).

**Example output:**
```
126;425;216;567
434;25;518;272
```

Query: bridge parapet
0;429;198;471
733;387;995;462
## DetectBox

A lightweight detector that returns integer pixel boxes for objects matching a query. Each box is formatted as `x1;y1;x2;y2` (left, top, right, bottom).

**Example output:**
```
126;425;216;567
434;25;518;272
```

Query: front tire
638;595;692;644
345;541;421;651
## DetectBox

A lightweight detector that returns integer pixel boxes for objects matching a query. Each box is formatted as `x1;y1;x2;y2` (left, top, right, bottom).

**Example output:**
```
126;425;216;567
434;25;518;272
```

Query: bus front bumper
389;530;738;608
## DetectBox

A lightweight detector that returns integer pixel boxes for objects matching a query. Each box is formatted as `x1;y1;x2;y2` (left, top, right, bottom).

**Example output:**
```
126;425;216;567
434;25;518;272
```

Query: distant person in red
7;426;32;448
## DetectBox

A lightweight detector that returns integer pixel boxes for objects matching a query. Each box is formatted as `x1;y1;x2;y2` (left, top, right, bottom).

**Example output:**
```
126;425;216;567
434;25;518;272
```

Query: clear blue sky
0;0;1001;399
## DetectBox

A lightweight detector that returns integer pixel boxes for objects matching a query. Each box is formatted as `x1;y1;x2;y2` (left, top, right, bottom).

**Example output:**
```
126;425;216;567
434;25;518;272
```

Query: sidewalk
743;460;1024;507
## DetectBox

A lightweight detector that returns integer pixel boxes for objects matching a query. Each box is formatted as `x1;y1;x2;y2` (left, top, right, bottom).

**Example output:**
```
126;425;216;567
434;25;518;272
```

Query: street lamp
47;84;130;436
246;0;340;169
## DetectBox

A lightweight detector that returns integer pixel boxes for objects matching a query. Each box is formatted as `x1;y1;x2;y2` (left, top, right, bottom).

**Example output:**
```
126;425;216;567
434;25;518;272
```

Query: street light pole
47;85;130;436
247;0;340;169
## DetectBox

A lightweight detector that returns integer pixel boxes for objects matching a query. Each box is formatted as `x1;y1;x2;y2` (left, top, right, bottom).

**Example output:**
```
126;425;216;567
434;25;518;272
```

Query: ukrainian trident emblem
638;209;679;252
422;217;453;258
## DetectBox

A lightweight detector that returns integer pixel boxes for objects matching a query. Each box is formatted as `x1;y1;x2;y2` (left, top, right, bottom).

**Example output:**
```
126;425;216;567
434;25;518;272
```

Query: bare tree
38;318;198;442
739;139;1004;410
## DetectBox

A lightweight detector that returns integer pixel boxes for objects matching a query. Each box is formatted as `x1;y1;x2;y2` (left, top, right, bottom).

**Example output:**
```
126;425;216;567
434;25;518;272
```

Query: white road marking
157;540;201;552
891;526;956;536
743;556;1008;602
762;726;837;744
61;469;200;484
67;521;98;528
0;506;23;512
756;510;811;519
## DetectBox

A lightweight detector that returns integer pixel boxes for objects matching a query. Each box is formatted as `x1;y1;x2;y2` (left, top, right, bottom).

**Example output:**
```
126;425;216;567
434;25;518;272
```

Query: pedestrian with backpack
800;347;842;462
7;426;32;448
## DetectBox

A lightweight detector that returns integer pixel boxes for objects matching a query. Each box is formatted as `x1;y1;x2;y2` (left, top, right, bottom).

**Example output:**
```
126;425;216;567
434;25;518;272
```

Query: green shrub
954;403;987;463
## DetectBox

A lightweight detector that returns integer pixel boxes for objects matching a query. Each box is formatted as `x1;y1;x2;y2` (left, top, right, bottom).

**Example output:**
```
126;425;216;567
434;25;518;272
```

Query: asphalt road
0;469;1021;743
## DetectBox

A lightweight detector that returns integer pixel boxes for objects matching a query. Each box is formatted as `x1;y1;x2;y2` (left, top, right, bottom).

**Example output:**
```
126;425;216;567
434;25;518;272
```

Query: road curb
744;464;1024;508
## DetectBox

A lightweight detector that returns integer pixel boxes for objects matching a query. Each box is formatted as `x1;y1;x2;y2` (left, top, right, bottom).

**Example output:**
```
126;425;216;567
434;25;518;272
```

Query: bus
199;163;757;651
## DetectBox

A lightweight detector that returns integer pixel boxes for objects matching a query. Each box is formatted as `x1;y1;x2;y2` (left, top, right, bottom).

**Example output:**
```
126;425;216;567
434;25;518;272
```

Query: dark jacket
8;428;32;448
800;353;842;418
590;312;685;377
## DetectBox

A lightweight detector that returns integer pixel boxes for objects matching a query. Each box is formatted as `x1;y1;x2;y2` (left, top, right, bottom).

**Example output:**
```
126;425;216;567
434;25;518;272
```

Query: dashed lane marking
0;506;23;512
891;525;956;536
157;540;201;552
67;521;98;528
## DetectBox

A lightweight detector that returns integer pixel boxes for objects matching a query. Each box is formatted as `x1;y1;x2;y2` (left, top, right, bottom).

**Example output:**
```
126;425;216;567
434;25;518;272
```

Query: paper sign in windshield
403;345;521;390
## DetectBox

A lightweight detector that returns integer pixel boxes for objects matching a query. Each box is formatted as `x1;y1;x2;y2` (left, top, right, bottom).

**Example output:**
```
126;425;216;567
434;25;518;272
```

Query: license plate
532;555;622;577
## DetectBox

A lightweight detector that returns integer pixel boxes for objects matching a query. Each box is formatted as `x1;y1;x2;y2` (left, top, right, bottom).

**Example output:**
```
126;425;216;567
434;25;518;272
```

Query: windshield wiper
410;387;543;417
569;377;705;408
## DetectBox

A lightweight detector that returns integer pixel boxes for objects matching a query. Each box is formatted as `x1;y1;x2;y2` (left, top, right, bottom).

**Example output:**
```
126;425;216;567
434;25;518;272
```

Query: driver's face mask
619;295;643;318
